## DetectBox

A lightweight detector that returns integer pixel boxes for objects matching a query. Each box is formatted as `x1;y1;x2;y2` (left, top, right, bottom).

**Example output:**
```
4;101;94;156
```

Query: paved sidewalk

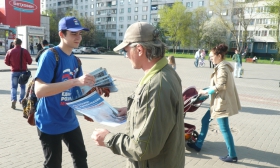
0;54;279;168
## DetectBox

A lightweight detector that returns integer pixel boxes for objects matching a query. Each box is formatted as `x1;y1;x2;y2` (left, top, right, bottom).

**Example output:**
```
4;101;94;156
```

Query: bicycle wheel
201;62;205;67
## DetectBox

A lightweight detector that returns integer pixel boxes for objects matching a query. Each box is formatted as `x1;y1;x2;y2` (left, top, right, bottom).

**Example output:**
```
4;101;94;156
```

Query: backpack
22;48;81;126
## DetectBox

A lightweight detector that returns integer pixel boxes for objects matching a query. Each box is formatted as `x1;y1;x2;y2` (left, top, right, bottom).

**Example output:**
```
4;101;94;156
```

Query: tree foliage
158;2;191;53
189;7;209;49
202;17;227;49
267;0;280;58
209;0;258;53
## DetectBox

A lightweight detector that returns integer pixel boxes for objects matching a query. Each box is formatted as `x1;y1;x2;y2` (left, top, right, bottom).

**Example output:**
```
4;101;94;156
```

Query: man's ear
136;44;144;56
58;31;64;38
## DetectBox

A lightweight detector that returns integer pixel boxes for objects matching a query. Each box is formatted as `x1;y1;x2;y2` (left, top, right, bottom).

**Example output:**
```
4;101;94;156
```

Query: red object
4;45;33;72
0;0;40;27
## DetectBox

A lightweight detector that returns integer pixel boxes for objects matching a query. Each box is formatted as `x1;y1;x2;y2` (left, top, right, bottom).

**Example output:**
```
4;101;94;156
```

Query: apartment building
42;0;278;57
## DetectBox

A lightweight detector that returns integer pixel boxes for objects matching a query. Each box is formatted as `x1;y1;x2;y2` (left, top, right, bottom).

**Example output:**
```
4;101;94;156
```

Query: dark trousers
209;61;214;68
37;126;88;168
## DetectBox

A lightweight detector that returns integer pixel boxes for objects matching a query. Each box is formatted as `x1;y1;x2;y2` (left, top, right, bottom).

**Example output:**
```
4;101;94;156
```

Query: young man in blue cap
34;16;96;168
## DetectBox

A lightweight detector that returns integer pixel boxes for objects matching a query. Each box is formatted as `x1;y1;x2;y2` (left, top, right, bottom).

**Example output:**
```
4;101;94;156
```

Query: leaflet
79;67;118;96
67;91;126;127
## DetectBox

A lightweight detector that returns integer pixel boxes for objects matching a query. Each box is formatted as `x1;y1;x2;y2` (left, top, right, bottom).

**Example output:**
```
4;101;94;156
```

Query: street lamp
106;13;111;50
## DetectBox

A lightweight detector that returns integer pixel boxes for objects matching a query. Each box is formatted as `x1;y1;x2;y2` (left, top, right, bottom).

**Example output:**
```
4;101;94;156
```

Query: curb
0;68;37;72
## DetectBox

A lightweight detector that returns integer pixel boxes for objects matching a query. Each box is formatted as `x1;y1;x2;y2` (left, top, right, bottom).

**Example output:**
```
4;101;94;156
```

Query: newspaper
79;67;118;96
67;91;126;127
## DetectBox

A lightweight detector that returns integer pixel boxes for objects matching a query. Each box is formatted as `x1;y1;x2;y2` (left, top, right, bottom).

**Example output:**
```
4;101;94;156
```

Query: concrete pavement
0;54;279;168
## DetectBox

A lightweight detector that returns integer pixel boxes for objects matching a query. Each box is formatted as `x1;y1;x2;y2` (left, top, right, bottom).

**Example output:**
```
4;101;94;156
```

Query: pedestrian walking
9;41;14;49
34;16;97;168
194;49;200;67
4;38;32;109
232;49;242;78
91;22;185;168
187;44;241;163
35;39;50;62
29;43;34;55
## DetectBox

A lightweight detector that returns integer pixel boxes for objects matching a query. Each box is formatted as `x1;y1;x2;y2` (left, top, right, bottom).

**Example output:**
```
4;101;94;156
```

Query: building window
257;43;264;49
269;30;276;36
198;1;204;6
142;6;148;11
128;16;131;20
142;15;147;20
119;32;123;36
221;10;228;16
135;7;138;12
128;8;131;13
261;30;267;36
119;24;123;28
91;4;94;8
91;12;94;16
231;42;237;48
120;8;124;13
135;0;138;4
120;0;124;5
134;15;138;20
270;43;277;50
186;2;193;8
128;0;131;4
127;24;130;28
143;0;148;2
119;17;124;21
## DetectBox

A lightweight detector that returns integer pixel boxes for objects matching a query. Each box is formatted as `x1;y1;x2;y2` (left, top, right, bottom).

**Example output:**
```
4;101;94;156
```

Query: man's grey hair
129;40;166;61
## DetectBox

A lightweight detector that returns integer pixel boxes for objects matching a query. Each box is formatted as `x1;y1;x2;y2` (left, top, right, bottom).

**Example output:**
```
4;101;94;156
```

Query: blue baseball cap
58;16;89;32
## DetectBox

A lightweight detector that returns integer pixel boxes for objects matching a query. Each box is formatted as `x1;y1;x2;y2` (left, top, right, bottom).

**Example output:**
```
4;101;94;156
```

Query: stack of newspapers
67;67;126;127
79;67;118;96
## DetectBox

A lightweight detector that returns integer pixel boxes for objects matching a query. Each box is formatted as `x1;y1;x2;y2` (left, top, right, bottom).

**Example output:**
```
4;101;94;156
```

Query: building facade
41;0;279;57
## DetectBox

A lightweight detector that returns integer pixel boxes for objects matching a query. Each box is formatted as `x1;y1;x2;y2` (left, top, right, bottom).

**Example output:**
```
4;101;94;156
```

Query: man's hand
117;107;127;116
91;128;110;146
76;74;95;87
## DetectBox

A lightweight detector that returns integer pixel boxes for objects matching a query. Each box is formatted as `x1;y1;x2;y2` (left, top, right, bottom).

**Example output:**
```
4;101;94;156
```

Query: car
91;47;101;54
80;47;92;54
72;47;82;54
96;47;108;53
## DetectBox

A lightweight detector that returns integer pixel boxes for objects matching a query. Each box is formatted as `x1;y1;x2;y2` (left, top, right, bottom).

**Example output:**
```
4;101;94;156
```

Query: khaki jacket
104;58;185;168
210;61;241;118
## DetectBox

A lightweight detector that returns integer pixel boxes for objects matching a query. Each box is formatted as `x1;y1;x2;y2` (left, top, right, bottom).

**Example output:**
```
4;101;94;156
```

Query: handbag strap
20;48;23;72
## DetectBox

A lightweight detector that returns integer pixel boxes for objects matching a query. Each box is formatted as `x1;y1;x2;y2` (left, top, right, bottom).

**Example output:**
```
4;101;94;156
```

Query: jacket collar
139;57;168;86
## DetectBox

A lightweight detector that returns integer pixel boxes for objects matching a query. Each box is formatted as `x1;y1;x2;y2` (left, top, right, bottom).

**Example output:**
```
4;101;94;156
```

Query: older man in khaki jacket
92;22;185;168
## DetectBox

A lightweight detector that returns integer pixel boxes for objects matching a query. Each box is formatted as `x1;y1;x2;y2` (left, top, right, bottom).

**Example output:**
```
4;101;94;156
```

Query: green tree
202;17;227;49
42;10;60;44
189;7;209;49
158;2;191;53
209;0;258;54
267;0;280;59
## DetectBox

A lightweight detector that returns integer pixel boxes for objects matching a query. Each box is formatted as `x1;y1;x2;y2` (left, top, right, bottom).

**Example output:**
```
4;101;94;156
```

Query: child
168;55;176;70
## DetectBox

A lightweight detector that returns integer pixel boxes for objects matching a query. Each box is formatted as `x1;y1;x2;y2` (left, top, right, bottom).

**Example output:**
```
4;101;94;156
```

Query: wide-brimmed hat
113;22;159;52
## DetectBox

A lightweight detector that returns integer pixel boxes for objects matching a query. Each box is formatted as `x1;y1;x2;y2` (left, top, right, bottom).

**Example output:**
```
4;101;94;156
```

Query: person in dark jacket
9;42;14;49
36;42;43;53
4;38;32;109
35;40;50;62
29;43;34;55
